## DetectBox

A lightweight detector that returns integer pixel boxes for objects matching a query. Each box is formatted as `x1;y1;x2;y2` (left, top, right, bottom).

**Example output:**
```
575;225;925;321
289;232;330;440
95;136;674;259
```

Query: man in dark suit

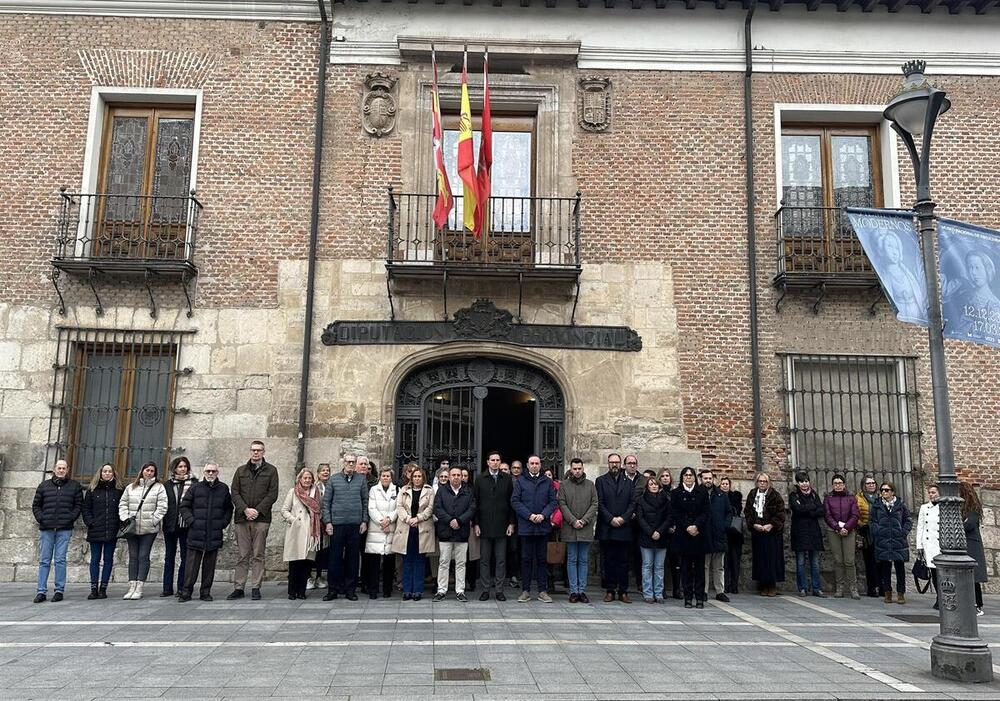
596;453;637;603
473;451;514;601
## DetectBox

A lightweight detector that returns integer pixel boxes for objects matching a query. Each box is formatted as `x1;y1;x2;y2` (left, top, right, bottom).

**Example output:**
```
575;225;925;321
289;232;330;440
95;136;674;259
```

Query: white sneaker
123;581;137;600
977;607;984;617
316;576;327;589
306;577;316;590
133;582;144;600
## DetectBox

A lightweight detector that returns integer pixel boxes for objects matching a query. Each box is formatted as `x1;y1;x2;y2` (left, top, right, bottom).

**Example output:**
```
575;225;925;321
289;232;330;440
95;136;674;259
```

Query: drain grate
434;667;492;682
888;614;940;624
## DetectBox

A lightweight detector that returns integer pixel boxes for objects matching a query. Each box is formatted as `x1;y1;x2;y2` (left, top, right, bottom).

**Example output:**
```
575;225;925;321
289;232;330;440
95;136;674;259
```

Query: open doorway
480;387;535;472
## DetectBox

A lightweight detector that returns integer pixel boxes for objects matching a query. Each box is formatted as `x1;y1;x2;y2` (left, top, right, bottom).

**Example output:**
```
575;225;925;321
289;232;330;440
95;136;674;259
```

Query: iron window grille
46;327;193;480
778;353;923;506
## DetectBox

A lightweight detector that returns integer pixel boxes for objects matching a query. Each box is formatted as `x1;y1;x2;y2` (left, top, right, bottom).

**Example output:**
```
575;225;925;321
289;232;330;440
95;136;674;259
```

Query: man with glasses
856;475;881;597
323;454;368;601
228;440;279;601
596;453;637;603
623;455;643;591
178;464;233;602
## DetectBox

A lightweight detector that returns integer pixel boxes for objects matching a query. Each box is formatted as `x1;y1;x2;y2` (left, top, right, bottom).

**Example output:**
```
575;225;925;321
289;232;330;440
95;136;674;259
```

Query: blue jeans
566;542;591;594
89;541;115;586
402;528;425;595
37;529;73;594
163;529;188;593
795;550;822;593
640;547;667;600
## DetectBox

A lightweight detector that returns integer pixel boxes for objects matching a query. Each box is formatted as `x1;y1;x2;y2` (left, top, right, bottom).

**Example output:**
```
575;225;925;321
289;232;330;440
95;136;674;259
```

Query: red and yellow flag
430;46;453;230
457;48;478;234
474;47;492;239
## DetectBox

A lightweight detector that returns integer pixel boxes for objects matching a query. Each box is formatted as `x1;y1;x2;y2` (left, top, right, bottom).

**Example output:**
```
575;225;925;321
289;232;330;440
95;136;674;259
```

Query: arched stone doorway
393;357;565;473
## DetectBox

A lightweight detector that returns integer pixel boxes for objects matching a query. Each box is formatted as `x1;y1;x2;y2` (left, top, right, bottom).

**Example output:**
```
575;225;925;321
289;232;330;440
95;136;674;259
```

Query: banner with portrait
847;208;1000;350
845;208;928;326
938;218;1000;348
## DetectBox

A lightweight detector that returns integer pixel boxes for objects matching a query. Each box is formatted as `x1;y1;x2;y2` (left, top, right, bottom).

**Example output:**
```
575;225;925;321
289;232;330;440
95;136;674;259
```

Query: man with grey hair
178;464;233;602
323;453;368;601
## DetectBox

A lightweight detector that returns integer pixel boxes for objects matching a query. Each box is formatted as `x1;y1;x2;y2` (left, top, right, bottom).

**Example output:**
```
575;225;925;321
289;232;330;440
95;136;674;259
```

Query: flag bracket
516;272;524;323
442;269;449;321
570;278;581;325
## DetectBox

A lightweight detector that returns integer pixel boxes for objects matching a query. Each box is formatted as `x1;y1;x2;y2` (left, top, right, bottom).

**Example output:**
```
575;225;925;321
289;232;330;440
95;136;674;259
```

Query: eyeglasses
625;462;637;466
345;460;356;464
881;487;892;492
204;469;219;474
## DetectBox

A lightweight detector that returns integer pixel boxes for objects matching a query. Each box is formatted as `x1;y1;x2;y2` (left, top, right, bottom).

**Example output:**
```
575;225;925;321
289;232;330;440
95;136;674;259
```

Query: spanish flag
474;47;492;239
430;46;452;230
457;48;478;234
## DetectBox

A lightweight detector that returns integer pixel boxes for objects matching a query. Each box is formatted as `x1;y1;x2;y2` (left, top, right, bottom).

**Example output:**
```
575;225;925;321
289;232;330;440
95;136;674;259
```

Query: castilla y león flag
430;46;453;230
457;48;478;234
474;47;492;239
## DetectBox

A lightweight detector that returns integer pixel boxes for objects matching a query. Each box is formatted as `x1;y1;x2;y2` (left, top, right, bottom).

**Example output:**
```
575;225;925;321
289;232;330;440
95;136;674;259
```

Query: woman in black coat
720;477;743;594
959;482;989;615
636;477;672;603
658;469;682;599
788;472;826;597
161;456;197;597
82;464;123;600
745;472;786;596
671;467;710;608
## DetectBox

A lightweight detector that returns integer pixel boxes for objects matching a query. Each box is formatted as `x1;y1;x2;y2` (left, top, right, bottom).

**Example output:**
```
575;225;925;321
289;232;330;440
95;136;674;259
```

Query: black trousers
860;527;880;595
877;560;906;594
365;552;396;597
520;535;548;594
602;540;630;594
288;559;312;596
724;539;743;593
680;553;706;602
329;524;361;595
182;548;219;597
664;551;681;597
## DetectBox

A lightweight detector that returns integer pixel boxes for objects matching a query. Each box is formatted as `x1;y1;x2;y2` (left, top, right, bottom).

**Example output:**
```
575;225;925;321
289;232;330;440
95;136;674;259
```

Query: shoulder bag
117;483;155;539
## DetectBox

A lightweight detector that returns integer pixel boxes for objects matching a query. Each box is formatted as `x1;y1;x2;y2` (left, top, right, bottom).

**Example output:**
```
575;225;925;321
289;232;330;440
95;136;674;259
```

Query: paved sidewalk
1;583;999;699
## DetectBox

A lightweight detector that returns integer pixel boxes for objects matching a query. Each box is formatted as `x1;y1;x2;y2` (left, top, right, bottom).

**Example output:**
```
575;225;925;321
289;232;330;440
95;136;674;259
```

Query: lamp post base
930;553;994;683
930;640;994;683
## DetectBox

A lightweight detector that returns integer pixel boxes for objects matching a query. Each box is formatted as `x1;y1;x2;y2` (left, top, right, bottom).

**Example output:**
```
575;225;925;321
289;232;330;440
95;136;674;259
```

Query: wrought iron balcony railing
387;190;581;275
53;190;201;275
775;205;876;285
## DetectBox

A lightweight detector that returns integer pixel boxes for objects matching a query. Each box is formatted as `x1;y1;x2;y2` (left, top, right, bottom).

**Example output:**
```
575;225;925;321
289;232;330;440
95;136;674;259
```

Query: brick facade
2;9;1000;583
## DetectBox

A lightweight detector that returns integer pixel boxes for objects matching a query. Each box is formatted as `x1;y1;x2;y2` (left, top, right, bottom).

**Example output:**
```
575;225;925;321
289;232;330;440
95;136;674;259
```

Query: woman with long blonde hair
281;468;322;600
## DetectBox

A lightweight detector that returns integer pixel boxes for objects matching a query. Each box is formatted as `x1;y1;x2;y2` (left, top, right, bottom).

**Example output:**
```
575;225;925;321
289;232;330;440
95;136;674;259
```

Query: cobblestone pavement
1;583;1000;700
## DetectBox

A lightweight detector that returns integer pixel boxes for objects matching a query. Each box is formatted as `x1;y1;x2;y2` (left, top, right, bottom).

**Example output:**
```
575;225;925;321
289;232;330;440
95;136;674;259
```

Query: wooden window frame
781;124;884;208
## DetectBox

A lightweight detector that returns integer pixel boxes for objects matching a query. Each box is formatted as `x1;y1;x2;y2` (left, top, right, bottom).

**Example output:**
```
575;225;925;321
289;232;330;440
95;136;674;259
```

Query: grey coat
322;472;369;526
559;473;598;543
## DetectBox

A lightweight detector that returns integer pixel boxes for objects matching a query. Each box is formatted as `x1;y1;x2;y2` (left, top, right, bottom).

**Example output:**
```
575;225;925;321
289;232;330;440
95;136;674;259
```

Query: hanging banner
845;208;928;326
938;218;1000;348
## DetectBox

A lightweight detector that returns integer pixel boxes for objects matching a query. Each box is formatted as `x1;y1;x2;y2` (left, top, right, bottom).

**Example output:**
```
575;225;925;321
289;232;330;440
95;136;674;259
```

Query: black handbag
912;558;932;594
728;515;745;534
117;483;155;539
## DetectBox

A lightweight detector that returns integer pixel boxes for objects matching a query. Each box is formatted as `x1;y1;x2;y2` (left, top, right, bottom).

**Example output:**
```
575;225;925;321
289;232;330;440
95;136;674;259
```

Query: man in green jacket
227;440;279;601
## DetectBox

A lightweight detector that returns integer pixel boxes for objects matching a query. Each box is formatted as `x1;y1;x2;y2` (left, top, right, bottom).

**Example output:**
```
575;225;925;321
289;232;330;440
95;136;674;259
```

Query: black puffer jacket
180;480;234;551
82;479;123;542
32;477;83;531
635;490;672;549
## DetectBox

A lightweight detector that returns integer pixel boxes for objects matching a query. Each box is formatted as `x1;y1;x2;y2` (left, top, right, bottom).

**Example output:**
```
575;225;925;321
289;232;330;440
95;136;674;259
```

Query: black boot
98;585;108;599
87;586;99;600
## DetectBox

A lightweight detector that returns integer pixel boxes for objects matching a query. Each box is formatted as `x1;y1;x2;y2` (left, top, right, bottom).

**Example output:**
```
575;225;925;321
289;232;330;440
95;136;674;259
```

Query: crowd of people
31;444;988;614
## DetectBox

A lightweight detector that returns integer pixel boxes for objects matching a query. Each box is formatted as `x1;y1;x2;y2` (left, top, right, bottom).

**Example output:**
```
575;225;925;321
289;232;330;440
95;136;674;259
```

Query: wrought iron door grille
778;353;923;506
46;327;194;480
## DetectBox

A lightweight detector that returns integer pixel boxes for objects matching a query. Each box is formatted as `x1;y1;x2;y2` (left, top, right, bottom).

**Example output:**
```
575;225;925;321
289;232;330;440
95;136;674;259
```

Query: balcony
52;190;201;278
773;205;879;310
386;190;581;282
50;191;202;317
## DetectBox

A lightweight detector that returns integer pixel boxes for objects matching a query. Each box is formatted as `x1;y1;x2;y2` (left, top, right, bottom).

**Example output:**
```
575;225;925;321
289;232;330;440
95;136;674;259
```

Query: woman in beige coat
392;467;436;600
281;468;321;600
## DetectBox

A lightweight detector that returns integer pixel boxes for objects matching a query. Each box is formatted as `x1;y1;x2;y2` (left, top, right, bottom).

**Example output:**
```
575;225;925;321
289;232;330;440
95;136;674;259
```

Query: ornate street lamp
884;60;993;683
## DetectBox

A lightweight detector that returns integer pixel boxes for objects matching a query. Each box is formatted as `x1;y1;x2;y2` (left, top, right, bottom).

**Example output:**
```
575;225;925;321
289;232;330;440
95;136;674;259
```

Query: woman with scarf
281;468;321;600
637;476;672;603
869;481;911;604
657;468;682;600
856;475;881;597
744;472;785;596
161;456;197;597
671;466;709;608
365;467;399;599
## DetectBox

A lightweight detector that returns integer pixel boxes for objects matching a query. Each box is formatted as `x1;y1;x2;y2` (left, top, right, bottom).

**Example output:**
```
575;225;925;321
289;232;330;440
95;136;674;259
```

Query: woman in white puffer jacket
118;462;168;600
364;467;398;599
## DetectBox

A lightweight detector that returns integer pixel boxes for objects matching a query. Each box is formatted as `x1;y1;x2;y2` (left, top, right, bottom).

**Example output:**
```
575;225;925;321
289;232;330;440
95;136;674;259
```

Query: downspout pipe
297;0;331;469
744;0;764;474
